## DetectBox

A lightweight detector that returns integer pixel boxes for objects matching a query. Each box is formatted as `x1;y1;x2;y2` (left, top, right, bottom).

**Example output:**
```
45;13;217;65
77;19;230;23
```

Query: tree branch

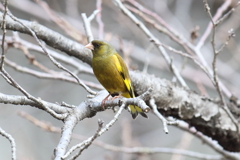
0;127;16;160
0;12;92;65
131;71;239;152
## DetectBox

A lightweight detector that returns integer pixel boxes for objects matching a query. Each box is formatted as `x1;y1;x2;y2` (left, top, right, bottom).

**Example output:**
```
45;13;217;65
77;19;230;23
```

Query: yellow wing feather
113;53;148;119
112;54;133;96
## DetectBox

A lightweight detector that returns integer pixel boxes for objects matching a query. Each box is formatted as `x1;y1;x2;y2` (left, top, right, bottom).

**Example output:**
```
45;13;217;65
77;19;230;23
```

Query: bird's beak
85;43;94;50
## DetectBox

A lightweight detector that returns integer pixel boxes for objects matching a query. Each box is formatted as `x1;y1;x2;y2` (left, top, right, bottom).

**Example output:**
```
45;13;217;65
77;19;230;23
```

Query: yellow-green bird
85;40;148;119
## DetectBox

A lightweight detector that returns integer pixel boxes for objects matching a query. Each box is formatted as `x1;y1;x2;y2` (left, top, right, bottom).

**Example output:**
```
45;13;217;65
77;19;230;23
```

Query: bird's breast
92;56;127;94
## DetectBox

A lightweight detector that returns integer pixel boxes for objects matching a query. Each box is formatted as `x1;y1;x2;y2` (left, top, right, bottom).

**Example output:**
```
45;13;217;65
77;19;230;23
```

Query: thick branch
131;71;239;152
0;13;92;65
53;90;150;159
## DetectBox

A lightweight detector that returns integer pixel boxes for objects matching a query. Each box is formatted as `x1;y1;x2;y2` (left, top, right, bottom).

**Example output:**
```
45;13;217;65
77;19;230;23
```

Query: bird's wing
112;53;135;98
113;53;149;119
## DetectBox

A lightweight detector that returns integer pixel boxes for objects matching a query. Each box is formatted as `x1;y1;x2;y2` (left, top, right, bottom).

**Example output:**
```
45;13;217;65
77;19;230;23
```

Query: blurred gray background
0;0;240;159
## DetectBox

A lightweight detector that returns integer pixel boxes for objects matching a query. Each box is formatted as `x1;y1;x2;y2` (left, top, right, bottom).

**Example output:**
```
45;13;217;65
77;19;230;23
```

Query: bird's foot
110;95;121;101
101;94;111;110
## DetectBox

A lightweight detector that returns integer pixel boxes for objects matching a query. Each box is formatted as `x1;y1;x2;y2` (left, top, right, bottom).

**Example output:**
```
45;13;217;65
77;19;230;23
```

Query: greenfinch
85;40;148;119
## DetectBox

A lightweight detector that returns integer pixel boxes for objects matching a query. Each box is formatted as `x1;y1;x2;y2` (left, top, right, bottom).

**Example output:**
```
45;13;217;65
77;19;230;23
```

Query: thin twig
0;0;8;69
203;0;239;138
60;102;76;108
19;111;222;160
2;35;93;75
197;0;232;49
6;12;96;95
125;0;181;42
125;0;195;56
113;0;188;88
34;0;84;42
0;127;16;160
216;28;235;53
18;44;55;73
82;10;100;42
0;93;70;115
88;10;100;22
4;59;103;90
63;103;126;159
70;120;104;159
125;0;233;98
76;119;103;158
18;111;62;132
150;98;178;134
96;0;104;39
176;120;240;160
215;1;240;25
151;39;211;81
0;69;66;120
142;43;153;73
0;10;67;120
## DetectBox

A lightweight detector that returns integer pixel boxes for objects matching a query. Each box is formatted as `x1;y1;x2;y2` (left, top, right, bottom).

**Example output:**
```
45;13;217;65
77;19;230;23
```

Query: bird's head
85;40;113;57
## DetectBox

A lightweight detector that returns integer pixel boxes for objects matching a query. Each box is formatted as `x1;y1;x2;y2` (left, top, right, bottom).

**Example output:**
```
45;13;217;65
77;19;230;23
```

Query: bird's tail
122;93;148;119
128;105;148;119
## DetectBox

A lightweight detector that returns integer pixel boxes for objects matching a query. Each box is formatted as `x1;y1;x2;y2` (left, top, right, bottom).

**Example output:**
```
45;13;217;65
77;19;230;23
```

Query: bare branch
0;0;8;69
54;114;79;160
82;10;99;42
150;39;211;78
64;103;126;159
113;0;188;88
150;98;178;134
0;13;92;65
6;12;96;95
216;28;235;53
19;111;222;160
77;119;104;155
125;0;234;98
203;0;239;139
0;127;16;160
34;0;84;42
96;0;104;39
0;1;240;159
52;89;150;160
130;71;239;152
1;35;93;75
5;59;103;90
0;68;65;119
0;92;70;115
176;120;240;160
216;2;240;25
197;0;232;49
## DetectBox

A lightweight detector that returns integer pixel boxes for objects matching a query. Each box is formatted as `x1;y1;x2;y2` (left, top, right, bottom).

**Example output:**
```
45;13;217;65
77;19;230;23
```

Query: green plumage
88;40;148;119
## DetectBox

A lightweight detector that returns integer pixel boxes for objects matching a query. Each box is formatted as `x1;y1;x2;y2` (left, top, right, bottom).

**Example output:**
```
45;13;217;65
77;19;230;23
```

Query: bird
85;40;148;119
